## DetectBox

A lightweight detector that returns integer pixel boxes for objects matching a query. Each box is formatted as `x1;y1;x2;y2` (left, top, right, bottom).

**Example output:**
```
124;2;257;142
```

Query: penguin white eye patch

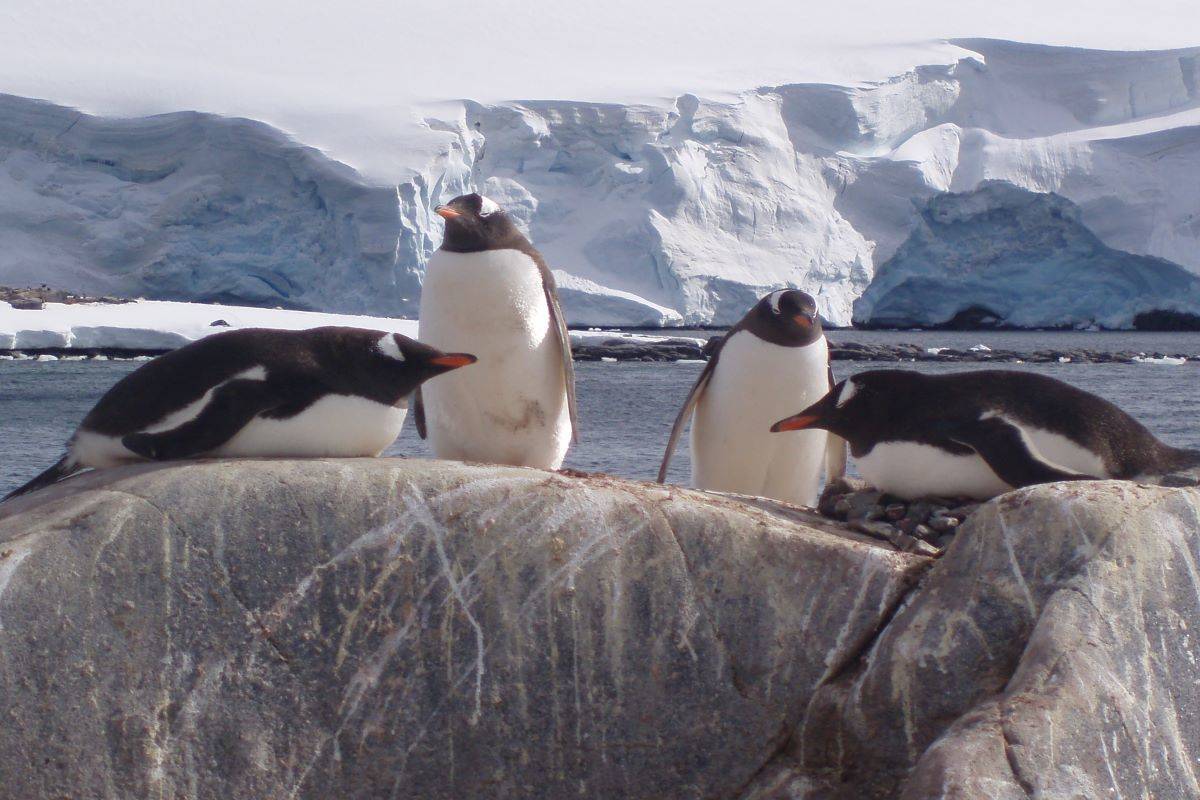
478;196;501;217
768;290;785;314
377;334;405;361
836;379;858;407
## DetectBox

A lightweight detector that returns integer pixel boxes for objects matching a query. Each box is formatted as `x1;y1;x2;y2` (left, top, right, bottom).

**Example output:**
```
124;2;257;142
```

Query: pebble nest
817;477;980;557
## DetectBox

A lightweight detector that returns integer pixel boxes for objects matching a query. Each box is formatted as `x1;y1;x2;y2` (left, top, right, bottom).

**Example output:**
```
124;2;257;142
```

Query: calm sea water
3;331;1200;496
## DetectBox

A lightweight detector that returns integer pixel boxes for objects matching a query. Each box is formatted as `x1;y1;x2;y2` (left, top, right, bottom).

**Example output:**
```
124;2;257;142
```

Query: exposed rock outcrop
1;463;1197;799
0;459;924;799
748;481;1200;798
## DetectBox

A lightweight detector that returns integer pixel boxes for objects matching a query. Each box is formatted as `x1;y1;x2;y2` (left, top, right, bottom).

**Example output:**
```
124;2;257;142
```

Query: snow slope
0;299;695;353
852;181;1200;329
0;300;419;351
2;37;1200;326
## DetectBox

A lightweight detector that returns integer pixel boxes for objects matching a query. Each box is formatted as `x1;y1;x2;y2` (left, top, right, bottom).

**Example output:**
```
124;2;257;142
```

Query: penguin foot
556;467;595;479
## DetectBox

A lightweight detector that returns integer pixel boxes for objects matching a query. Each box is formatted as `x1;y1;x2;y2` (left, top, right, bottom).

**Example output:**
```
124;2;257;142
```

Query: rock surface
1;464;1198;799
747;481;1200;799
0;459;924;799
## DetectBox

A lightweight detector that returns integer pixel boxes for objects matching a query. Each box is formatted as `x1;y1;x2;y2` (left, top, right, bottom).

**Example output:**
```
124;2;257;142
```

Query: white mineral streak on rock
414;490;488;726
0;537;38;632
996;507;1039;620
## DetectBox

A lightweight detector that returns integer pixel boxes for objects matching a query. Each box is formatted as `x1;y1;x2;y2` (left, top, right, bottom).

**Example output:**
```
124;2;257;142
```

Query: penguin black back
82;327;451;436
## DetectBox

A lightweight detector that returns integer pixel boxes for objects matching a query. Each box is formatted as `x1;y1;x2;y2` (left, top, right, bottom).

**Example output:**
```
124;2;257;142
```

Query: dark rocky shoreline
573;336;1199;364
0;285;129;310
5;336;1199;364
827;340;1196;364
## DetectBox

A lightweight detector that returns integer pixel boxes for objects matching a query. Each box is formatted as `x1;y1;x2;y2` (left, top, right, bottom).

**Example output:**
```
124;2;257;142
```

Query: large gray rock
4;465;1200;799
0;459;925;799
750;481;1200;799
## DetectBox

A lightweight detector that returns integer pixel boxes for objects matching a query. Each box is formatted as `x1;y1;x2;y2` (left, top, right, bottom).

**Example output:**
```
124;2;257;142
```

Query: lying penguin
658;289;846;507
771;368;1200;500
2;326;476;501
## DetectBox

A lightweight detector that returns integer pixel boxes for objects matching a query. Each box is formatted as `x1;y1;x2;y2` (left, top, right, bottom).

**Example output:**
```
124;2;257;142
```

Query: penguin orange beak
435;205;461;220
793;313;814;328
771;413;821;432
773;388;838;433
429;353;477;369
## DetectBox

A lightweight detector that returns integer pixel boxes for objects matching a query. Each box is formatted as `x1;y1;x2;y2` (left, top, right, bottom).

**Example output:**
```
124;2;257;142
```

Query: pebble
817;479;981;554
928;515;960;533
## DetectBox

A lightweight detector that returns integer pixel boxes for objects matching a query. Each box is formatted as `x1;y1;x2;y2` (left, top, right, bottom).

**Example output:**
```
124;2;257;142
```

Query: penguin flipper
2;455;80;502
657;352;720;484
528;251;579;442
122;379;283;460
412;386;427;440
543;278;579;443
947;417;1095;489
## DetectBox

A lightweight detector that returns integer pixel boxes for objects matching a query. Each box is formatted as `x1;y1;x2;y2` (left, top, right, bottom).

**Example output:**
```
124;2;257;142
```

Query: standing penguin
415;193;578;469
771;368;1200;500
2;327;475;501
658;289;846;507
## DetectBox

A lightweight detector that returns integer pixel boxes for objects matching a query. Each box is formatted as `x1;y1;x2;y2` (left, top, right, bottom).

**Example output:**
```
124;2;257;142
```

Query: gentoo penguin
771;368;1200;500
2;327;475;501
415;192;578;469
657;289;846;507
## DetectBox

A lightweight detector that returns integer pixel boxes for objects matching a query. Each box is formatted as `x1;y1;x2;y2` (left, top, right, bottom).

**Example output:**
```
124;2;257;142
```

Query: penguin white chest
856;443;1010;501
418;249;570;468
214;396;408;458
691;332;830;505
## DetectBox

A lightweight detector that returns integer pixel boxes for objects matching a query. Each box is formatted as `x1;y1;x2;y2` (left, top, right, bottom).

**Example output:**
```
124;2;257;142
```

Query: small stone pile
817;477;979;556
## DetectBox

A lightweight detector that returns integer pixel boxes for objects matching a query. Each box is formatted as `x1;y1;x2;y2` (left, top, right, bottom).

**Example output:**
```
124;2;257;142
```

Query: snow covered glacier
2;38;1199;328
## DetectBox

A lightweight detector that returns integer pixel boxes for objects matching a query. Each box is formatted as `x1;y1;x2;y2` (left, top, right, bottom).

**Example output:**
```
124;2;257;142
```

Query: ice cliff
2;39;1199;327
852;181;1200;329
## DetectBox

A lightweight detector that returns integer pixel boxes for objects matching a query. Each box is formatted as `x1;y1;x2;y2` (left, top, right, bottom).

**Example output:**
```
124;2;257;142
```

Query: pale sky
2;0;1197;112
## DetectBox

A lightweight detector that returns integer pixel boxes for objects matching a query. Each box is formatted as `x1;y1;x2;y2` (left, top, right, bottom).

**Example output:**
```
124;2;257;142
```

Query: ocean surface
4;331;1200;497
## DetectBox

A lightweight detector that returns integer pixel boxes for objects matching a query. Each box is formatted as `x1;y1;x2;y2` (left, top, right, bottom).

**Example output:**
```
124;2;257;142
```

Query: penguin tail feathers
2;455;78;503
1169;447;1200;471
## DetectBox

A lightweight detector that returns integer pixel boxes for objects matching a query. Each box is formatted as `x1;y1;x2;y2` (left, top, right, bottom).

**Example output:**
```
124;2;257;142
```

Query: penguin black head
378;333;478;380
743;289;823;347
435;193;525;253
768;374;883;438
771;372;904;440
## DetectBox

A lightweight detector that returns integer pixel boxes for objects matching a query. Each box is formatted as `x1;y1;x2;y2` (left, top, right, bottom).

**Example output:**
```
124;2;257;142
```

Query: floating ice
1132;355;1188;365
